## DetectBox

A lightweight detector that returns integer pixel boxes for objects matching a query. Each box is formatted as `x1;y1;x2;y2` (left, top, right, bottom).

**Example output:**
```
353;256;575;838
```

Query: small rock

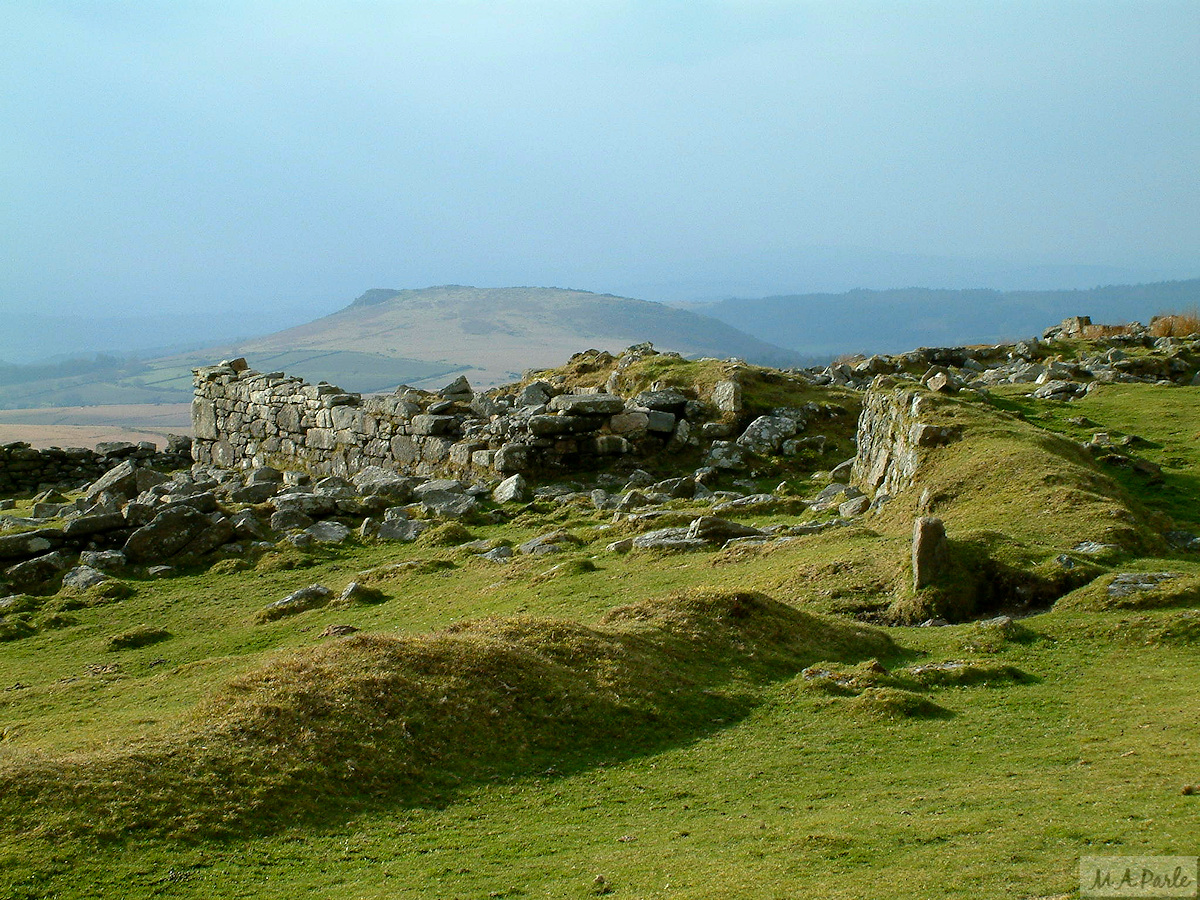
1031;379;1082;400
439;374;473;399
352;467;413;500
711;380;742;414
1107;572;1180;598
123;506;214;563
271;509;315;532
810;483;862;512
1072;540;1121;557
259;584;334;621
492;474;528;504
609;411;650;435
614;490;650;512
0;530;61;561
838;495;871;517
516;382;551;407
711;493;779;513
924;371;956;393
829;458;855;482
337;581;385;604
735;415;798;455
705;441;747;470
631;528;708;551
1165;530;1200;551
314;476;358;499
230;509;268;541
375;518;428;542
623;470;655;489
304;521;352;544
247;466;284;484
270;491;337;517
413;479;464;498
421;492;478;519
547;394;625;415
518;530;580;556
686;516;762;543
79;549;127;570
5;551;73;591
61;566;111;591
84;461;140;502
632;389;689;412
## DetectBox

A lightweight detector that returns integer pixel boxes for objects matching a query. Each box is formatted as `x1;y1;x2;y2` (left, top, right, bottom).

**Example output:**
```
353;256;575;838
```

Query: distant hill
7;279;1193;411
227;285;809;389
0;286;808;409
683;279;1200;357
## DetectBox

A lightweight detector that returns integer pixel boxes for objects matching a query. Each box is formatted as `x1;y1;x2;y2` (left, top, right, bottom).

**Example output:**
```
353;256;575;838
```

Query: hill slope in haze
233;286;809;389
687;278;1200;357
0;287;808;408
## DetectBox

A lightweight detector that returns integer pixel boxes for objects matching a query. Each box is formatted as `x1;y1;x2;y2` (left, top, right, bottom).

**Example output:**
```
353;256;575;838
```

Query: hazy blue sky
3;1;1198;322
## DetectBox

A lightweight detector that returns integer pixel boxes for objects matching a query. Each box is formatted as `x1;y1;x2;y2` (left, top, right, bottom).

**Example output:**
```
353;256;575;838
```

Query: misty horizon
3;1;1196;338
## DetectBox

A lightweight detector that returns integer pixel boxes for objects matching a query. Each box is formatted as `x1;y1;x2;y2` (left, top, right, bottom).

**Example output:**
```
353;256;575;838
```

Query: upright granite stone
912;516;950;590
711;380;742;414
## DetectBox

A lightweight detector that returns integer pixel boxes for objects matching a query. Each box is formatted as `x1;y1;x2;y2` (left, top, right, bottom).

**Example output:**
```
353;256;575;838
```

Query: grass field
0;382;1197;899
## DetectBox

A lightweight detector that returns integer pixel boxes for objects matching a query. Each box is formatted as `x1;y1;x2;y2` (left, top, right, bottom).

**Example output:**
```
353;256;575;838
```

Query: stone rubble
0;322;1196;607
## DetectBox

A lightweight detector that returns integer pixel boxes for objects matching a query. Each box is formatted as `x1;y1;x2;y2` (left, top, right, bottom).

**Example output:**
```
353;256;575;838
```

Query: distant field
0;403;192;450
0;349;463;412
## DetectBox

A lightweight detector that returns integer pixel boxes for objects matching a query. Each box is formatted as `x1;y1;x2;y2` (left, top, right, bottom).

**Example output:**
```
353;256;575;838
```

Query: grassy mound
873;389;1154;550
1056;571;1200;612
859;387;1162;622
845;687;951;720
105;626;171;651
415;521;475;547
902;660;1032;687
0;591;892;841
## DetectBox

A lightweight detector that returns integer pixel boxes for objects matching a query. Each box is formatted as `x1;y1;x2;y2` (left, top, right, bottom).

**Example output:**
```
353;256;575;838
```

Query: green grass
991;383;1200;531
1;380;1198;898
4;605;1197;899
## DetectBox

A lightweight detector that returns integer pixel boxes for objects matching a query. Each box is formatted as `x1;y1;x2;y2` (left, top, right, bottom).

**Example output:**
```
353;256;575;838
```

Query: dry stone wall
191;356;732;481
0;438;192;496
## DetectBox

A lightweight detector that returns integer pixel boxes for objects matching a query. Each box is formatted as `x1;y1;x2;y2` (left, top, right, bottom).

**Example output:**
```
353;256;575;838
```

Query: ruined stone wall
190;359;718;481
851;382;962;499
0;439;192;496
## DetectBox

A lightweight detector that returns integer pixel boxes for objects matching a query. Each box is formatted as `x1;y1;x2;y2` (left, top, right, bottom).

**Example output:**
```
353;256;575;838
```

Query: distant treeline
697;278;1200;357
0;354;145;387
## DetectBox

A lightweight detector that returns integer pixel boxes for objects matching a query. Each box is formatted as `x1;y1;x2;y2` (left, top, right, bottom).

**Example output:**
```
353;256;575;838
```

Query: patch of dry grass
1150;308;1200;337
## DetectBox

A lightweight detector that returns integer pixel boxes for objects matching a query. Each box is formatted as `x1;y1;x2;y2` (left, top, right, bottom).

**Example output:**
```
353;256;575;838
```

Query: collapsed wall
851;382;962;499
0;438;192;496
190;355;727;480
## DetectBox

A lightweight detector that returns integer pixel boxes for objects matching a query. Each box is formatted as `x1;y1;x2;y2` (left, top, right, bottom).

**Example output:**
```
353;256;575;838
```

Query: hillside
0;287;807;411
686;278;1200;357
232;285;809;389
1;321;1198;897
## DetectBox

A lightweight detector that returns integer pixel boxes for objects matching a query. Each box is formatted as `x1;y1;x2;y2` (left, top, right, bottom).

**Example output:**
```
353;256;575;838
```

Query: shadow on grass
0;590;900;844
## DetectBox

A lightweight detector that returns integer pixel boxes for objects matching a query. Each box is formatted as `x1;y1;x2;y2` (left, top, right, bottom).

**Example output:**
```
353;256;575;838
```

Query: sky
3;0;1198;331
